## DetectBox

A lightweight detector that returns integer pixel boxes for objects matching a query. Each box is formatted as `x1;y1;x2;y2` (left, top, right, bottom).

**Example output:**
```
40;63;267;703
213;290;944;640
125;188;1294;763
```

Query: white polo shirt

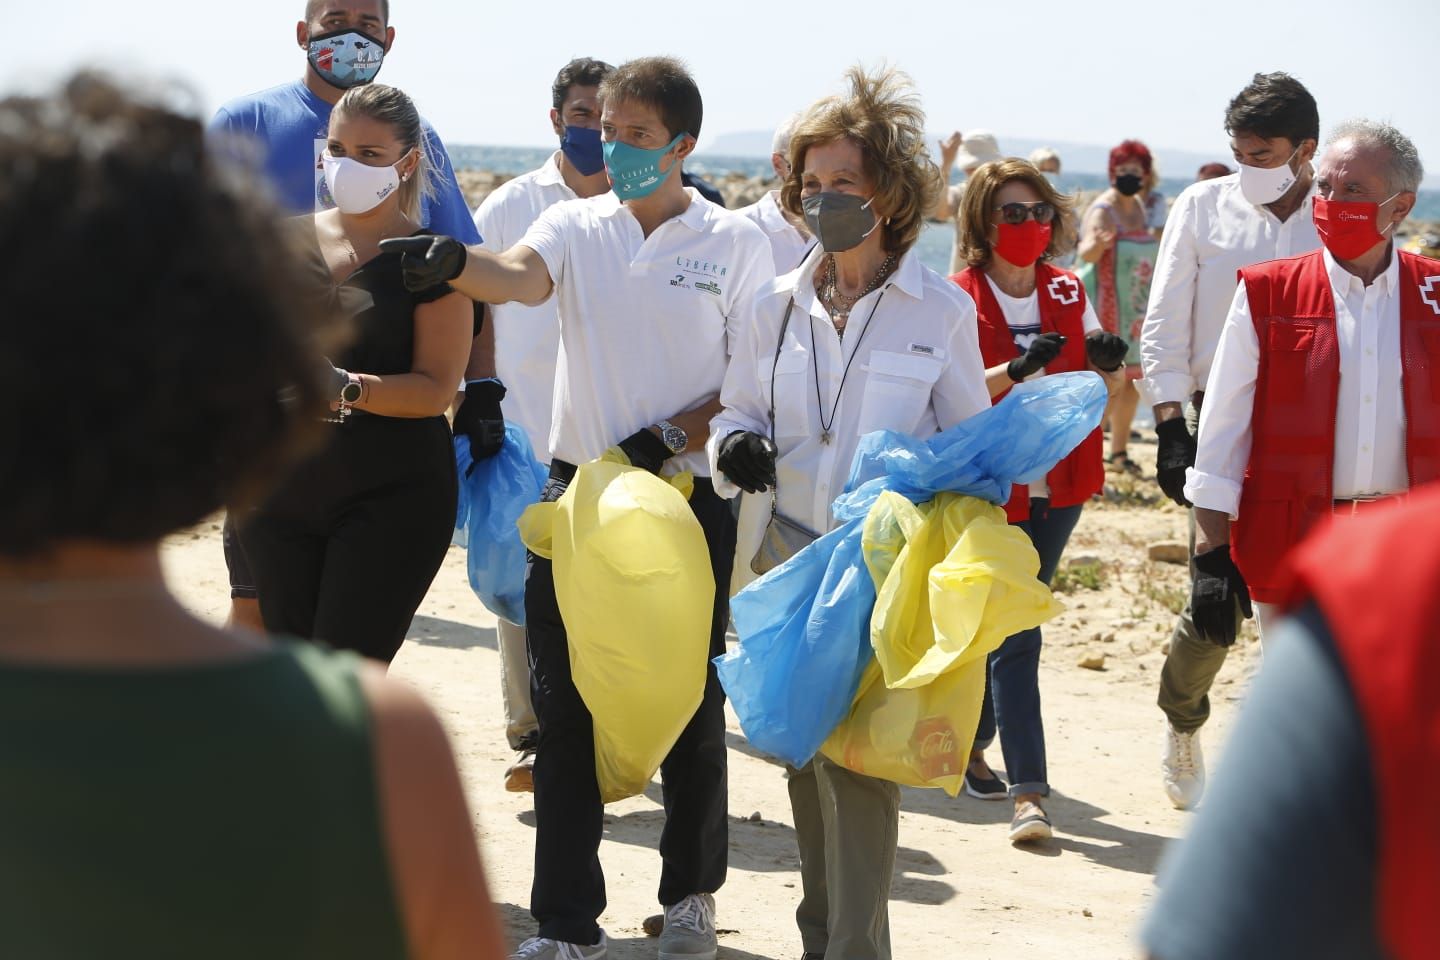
736;191;813;275
473;152;575;460
1140;172;1320;405
708;245;991;533
520;187;775;477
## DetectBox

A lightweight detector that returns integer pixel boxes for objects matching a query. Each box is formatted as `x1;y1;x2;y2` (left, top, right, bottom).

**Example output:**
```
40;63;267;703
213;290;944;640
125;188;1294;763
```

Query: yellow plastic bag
821;491;1065;794
518;451;713;803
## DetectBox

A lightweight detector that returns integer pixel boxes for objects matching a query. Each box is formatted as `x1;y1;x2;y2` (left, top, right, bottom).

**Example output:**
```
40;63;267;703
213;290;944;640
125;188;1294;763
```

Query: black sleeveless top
293;216;456;378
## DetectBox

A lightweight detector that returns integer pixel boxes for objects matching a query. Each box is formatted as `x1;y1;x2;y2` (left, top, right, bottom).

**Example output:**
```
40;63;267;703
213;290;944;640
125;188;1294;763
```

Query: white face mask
1238;145;1301;206
322;151;407;214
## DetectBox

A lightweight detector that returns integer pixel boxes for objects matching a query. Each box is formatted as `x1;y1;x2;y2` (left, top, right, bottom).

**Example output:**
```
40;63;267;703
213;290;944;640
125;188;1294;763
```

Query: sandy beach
160;436;1260;960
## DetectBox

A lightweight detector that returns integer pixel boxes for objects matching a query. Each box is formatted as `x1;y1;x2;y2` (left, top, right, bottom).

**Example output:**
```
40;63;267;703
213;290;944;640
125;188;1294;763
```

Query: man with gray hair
1183;119;1440;671
735;112;812;274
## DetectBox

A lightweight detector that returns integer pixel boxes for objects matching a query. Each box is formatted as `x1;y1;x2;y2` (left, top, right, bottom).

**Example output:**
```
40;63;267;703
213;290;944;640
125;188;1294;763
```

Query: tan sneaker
505;743;536;793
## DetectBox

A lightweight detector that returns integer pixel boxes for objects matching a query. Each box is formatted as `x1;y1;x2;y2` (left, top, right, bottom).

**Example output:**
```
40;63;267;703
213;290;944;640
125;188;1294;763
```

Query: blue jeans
974;497;1083;798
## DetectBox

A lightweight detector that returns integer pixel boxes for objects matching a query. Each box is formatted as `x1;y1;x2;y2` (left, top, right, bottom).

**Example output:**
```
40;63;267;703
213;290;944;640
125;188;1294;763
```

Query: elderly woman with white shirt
709;67;990;960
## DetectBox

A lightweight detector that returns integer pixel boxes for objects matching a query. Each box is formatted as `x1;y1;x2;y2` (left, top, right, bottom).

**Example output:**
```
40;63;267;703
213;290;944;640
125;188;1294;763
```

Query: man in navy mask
209;0;481;632
468;57;615;797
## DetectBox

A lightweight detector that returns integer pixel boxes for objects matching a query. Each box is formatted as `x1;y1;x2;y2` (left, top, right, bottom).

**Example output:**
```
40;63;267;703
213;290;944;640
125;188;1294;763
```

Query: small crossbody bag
751;298;822;575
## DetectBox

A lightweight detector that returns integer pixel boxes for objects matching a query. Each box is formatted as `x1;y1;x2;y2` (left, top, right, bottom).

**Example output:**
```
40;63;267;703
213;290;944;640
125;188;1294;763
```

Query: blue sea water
450;144;1440;278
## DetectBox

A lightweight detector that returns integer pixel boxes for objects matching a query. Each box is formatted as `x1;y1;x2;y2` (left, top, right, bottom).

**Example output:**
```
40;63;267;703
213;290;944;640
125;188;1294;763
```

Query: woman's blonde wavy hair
780;66;941;257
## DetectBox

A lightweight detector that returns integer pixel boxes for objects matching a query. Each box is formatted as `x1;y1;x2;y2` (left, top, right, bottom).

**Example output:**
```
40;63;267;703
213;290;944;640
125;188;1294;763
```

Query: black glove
1007;332;1066;382
717;431;778;494
1155;417;1197;507
453;379;506;464
1085;332;1128;372
617;427;674;475
377;235;467;292
1190;546;1253;647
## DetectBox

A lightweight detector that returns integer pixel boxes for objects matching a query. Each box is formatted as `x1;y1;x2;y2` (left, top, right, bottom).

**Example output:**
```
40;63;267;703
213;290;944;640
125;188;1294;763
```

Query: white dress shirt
1140;172;1320;406
1185;248;1408;517
709;246;991;533
521;187;775;477
736;191;814;275
473;152;574;460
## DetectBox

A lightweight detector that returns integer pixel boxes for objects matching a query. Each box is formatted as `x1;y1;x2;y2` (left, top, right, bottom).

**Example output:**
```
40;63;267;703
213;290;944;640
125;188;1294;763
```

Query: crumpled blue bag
718;373;1107;768
452;424;548;625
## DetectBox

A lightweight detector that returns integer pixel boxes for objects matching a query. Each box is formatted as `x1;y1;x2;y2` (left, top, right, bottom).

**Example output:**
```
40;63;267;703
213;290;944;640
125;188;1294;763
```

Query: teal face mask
603;133;686;200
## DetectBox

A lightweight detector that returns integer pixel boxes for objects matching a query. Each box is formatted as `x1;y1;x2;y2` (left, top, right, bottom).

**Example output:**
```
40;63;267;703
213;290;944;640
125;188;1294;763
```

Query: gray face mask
802;192;879;252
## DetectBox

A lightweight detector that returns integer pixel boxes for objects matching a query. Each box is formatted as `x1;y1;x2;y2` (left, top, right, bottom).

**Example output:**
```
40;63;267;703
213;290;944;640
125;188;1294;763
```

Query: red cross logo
1420;275;1440;316
1047;275;1080;305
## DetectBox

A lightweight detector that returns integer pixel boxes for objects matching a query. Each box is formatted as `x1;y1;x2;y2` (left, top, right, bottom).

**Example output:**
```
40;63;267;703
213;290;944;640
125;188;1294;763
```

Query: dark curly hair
0;74;345;557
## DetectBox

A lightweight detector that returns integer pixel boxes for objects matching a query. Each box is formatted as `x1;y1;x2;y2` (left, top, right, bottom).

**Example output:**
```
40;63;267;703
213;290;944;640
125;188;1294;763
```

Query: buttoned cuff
1142;371;1194;407
1183;467;1242;518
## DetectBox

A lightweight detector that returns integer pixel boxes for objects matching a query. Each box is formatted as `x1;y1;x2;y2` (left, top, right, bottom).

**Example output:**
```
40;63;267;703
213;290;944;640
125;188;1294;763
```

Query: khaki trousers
498;617;537;749
787;753;899;960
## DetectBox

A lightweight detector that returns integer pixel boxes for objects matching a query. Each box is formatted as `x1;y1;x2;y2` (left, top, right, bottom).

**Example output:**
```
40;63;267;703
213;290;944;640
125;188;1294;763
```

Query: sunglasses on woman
993;201;1057;225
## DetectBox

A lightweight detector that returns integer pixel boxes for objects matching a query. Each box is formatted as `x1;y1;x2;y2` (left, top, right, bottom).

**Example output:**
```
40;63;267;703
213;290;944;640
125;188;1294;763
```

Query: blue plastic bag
717;373;1106;768
452;425;548;625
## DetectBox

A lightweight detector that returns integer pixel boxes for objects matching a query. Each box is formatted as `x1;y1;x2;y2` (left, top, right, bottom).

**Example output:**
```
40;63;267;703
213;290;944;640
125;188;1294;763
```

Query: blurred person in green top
0;73;503;960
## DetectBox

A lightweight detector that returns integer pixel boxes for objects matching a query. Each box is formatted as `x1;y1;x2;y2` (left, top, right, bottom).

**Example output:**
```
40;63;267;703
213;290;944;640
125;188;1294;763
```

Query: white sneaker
1162;724;1205;810
511;932;608;960
658;893;717;960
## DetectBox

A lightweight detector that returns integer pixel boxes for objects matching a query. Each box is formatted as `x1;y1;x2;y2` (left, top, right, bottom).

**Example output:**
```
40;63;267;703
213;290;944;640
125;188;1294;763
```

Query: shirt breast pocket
760;348;812;439
1264;321;1314;399
856;350;943;435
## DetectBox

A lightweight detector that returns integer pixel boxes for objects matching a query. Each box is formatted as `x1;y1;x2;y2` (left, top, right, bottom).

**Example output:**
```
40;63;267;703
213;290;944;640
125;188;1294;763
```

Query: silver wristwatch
657;419;688;455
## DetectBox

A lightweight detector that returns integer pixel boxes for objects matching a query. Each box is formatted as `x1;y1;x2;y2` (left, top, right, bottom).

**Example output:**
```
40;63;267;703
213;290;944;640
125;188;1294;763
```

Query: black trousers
526;474;736;944
238;415;456;663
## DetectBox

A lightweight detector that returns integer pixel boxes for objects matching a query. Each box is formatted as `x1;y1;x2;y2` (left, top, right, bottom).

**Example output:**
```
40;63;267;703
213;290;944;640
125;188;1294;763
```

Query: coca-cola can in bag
911;716;961;782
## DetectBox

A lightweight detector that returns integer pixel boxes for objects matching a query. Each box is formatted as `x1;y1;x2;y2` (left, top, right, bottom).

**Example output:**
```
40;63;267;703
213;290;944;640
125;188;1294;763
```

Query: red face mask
1312;194;1398;261
993;220;1052;267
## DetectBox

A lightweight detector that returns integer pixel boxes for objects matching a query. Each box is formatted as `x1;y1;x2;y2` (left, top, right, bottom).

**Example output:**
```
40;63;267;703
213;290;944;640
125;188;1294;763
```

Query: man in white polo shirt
1139;72;1321;811
470;56;615;796
735;113;813;275
382;56;774;960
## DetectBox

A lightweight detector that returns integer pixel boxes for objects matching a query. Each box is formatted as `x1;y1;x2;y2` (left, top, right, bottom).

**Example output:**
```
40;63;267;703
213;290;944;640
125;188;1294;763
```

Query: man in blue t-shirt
210;0;483;630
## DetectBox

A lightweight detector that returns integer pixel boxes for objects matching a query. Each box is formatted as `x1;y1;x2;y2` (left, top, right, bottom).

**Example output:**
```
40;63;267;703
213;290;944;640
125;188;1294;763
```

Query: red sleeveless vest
1279;482;1440;960
952;263;1105;522
1231;249;1440;602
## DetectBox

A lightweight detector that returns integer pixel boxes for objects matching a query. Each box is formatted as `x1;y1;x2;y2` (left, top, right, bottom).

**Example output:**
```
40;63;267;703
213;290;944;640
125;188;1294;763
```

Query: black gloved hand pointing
717;431;778;494
1155;417;1197;507
1007;332;1066;382
1190;545;1253;647
378;235;467;292
453;379;506;465
1085;331;1129;372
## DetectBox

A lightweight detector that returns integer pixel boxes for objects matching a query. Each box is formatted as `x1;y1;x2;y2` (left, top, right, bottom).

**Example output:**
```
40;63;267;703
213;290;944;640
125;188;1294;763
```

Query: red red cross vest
952;263;1105;523
1230;249;1440;602
1278;481;1440;960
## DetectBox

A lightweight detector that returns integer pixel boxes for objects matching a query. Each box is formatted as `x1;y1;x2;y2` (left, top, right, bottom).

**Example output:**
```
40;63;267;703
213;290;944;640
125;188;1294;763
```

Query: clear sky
10;0;1439;180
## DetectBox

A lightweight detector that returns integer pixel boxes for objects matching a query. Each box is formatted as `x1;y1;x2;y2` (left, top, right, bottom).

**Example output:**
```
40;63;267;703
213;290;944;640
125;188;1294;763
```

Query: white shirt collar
534;151;566;187
757;191;805;236
592;186;710;232
1322;243;1400;296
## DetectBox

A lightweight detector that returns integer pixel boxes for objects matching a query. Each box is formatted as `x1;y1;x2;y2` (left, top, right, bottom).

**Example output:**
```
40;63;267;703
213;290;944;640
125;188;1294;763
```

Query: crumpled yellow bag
517;450;714;803
821;491;1065;795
